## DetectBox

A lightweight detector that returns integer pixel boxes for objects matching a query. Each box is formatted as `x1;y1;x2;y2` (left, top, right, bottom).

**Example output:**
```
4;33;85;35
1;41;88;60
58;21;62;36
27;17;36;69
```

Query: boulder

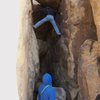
55;87;66;100
78;40;100;100
16;0;39;100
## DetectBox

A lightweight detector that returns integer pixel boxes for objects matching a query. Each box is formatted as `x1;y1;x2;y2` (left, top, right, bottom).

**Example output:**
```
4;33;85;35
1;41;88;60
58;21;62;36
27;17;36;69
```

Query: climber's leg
33;16;49;28
48;15;61;36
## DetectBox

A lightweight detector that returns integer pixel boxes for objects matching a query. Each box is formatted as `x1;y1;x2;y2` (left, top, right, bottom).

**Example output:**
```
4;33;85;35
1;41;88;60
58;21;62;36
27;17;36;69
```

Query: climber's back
38;73;56;100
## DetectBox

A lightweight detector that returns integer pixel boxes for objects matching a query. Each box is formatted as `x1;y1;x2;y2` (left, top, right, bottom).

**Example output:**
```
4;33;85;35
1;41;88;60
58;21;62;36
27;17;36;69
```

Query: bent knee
46;15;54;20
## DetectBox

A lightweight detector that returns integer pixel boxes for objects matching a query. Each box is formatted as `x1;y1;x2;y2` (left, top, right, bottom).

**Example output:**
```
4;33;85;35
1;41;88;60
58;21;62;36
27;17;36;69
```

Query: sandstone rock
47;0;97;99
78;40;100;100
60;0;96;78
55;87;66;100
17;0;100;99
90;0;100;41
16;0;39;99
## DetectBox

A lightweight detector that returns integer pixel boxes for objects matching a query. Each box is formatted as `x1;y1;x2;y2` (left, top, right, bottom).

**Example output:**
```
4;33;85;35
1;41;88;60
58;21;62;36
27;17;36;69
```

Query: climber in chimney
37;73;56;100
33;6;61;38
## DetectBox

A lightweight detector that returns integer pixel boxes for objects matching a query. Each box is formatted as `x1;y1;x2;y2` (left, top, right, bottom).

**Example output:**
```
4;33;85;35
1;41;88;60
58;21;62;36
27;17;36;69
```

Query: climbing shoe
57;34;61;39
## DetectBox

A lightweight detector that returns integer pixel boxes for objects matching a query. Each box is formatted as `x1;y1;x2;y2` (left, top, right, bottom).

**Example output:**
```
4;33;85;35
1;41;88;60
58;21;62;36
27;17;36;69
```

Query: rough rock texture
33;0;97;99
78;40;100;100
55;87;66;100
56;0;97;99
17;0;100;100
90;0;100;41
16;0;39;100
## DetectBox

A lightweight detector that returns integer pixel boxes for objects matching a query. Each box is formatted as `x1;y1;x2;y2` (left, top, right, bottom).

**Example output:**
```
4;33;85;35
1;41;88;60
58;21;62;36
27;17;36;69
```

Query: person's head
96;94;100;100
42;73;52;85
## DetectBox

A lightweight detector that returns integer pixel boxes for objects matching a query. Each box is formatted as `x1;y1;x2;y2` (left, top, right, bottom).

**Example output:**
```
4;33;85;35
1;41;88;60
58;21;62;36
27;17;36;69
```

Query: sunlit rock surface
90;0;100;41
16;0;39;100
78;40;100;100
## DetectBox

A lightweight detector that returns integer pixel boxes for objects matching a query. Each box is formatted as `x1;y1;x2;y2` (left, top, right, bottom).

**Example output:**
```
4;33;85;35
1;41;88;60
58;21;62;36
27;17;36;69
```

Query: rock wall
90;0;100;41
17;0;100;100
55;87;66;100
16;0;39;100
78;40;100;100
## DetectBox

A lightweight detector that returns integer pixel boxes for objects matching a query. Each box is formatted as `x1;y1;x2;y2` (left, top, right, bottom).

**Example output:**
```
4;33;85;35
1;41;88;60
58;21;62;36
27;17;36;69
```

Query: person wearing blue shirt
38;73;56;100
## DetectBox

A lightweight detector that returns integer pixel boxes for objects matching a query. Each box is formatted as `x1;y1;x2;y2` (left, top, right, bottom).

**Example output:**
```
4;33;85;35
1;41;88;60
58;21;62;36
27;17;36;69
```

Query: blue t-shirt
38;73;56;100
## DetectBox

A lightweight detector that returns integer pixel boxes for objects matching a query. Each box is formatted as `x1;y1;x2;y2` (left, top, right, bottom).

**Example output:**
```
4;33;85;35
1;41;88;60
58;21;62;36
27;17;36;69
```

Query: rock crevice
17;0;100;100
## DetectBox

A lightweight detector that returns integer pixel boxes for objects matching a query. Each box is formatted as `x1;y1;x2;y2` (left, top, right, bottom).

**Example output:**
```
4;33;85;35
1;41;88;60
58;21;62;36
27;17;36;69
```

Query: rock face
16;0;39;100
90;0;100;41
17;0;100;100
78;40;100;100
55;87;66;100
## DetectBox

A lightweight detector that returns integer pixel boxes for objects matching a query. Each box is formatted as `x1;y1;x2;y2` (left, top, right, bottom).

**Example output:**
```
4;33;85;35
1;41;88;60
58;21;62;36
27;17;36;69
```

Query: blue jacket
38;73;56;100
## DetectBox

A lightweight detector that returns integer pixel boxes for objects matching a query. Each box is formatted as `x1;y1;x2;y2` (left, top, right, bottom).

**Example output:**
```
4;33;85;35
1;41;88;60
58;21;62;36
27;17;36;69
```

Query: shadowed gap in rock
32;1;68;100
97;57;100;77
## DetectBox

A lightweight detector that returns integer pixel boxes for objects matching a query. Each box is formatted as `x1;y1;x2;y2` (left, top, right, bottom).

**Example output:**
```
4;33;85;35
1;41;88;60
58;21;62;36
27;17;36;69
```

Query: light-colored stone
90;0;100;41
53;0;96;99
90;0;100;25
17;0;100;99
78;40;100;100
55;87;66;100
16;0;39;99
